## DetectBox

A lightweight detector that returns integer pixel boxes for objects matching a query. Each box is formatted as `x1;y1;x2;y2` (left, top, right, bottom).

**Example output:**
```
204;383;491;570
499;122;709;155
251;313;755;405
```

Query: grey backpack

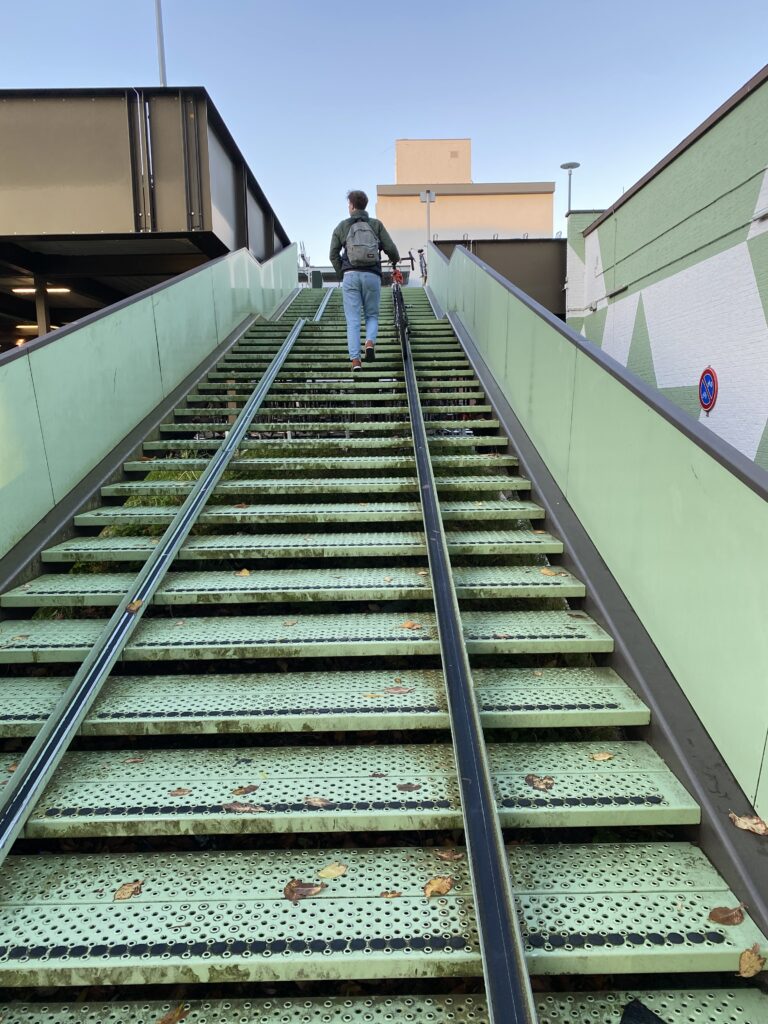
345;219;380;267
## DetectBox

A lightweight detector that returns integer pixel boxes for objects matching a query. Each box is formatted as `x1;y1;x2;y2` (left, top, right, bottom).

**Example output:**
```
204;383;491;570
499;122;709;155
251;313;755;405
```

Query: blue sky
2;0;767;262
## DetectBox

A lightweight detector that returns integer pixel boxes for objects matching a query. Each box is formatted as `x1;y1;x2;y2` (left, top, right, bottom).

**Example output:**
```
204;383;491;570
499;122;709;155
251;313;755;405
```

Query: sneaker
350;358;362;371
364;340;375;361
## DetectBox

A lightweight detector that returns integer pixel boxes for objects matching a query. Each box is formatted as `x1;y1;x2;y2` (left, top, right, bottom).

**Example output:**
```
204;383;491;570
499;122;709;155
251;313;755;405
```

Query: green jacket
329;210;400;279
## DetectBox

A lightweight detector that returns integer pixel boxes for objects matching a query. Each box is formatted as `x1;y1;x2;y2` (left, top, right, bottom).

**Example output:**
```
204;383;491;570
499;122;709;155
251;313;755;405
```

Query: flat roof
377;182;554;196
584;62;768;236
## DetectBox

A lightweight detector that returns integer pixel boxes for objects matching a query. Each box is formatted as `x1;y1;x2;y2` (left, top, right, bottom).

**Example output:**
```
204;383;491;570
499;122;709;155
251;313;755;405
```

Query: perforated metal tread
100;474;525;497
124;454;518;472
0;609;611;662
41;528;560;562
2;564;584;607
142;434;506;450
165;405;494;424
0;667;649;737
4;991;766;1024
0;843;762;986
16;739;695;836
73;498;543;528
158;419;499;434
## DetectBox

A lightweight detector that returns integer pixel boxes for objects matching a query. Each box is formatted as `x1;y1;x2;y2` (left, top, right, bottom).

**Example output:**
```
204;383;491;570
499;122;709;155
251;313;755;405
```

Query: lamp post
419;189;436;246
560;161;580;214
155;0;168;86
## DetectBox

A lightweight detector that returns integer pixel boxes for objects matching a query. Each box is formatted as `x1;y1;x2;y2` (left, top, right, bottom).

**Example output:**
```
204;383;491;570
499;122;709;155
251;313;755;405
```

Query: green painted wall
0;245;297;561
430;242;768;819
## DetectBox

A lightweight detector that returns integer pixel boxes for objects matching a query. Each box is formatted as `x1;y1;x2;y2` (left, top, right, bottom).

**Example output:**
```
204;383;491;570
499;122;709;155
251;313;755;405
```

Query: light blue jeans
342;271;381;359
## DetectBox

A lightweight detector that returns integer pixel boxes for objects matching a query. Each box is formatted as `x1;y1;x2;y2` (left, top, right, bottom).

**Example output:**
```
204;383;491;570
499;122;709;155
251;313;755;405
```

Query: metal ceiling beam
39;254;206;276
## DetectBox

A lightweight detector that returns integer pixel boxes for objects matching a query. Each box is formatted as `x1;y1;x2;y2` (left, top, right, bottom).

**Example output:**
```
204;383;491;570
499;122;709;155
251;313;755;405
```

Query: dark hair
347;190;368;210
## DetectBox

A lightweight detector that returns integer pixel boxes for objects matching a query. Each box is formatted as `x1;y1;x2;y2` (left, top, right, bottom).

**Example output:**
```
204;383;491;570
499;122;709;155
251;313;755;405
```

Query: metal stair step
169;404;494;420
7;740;695;837
0;667;649;737
4;992;766;1024
123;454;518;473
0;842;761;986
100;474;529;497
41;527;560;562
74;498;543;527
3;564;583;608
157;417;500;434
141;435;507;451
0;609;610;662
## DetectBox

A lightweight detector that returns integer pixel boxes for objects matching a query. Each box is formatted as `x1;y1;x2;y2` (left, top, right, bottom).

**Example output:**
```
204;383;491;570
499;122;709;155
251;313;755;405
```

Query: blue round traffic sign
699;367;718;413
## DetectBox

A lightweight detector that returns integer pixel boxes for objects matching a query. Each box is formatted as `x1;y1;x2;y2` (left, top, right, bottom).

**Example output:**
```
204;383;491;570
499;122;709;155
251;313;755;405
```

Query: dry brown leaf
6;762;18;774
284;878;327;904
233;502;248;509
533;670;543;677
539;567;557;577
424;876;454;898
393;676;403;683
397;782;422;792
231;784;259;796
729;811;768;836
126;599;143;614
363;692;383;699
123;757;144;764
436;849;465;862
493;632;510;639
708;903;746;926
304;796;331;808
524;773;555;792
380;889;402;899
401;619;422;630
168;787;192;797
155;1004;190;1024
139;456;155;463
282;618;298;627
317;861;348;879
222;801;266;814
114;879;143;901
383;576;394;583
590;751;615;762
417;570;429;577
235;568;251;577
737;943;766;978
370;771;387;778
385;685;413;694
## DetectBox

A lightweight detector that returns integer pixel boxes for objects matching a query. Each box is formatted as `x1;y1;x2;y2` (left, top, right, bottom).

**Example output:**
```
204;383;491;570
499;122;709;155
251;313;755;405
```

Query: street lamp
560;162;580;214
155;0;168;86
419;189;436;246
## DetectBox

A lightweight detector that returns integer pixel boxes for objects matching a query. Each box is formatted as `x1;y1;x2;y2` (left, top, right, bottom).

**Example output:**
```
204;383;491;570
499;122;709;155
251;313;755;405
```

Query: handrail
0;243;297;370
392;283;537;1024
428;241;768;502
0;316;306;867
313;285;336;322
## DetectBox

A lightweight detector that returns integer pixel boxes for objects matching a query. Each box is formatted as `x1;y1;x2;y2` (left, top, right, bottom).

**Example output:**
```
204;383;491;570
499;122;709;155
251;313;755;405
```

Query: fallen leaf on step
540;567;558;577
380;890;402;899
524;774;555;792
126;599;143;614
139;456;155;463
401;619;422;630
231;784;258;796
436;849;465;862
393;676;403;683
233;503;248;509
282;619;298;627
383;576;394;583
708;904;746;926
567;611;587;619
168;787;192;797
284;878;327;904
590;751;615;762
222;801;265;814
737;943;766;977
317;861;348;879
234;569;251;577
385;685;413;694
304;796;331;808
533;670;543;677
155;1004;189;1024
123;757;144;764
423;876;453;898
729;811;768;836
417;570;429;577
363;692;383;699
6;761;18;773
397;782;422;792
114;879;143;901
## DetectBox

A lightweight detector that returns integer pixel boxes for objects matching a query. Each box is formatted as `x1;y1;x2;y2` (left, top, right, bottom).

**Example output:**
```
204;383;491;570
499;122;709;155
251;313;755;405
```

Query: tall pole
426;194;431;246
155;0;168;87
560;162;580;216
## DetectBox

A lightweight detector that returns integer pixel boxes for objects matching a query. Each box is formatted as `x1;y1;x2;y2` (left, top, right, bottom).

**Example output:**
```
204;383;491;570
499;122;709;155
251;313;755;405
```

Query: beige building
376;139;554;258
